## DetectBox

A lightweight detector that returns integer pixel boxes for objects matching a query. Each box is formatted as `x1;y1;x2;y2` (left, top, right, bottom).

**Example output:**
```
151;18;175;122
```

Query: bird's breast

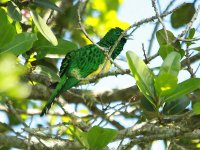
79;60;111;84
86;60;111;79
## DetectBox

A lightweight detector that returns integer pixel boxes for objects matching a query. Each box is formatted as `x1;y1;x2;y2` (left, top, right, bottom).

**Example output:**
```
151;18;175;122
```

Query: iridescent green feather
40;27;127;116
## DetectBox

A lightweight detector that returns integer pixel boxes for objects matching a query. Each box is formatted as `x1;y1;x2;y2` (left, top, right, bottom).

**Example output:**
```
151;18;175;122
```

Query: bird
40;27;127;116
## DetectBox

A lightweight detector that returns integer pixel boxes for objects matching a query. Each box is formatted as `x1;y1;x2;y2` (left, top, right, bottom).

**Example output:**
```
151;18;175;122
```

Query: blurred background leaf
0;53;31;99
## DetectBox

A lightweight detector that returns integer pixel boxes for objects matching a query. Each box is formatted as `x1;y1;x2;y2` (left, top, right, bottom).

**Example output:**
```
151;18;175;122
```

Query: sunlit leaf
30;10;58;46
7;1;22;22
193;102;200;114
15;22;22;33
0;32;37;55
0;0;10;3
126;51;155;102
87;126;118;150
85;0;129;37
154;73;178;97
0;54;30;99
158;44;175;60
154;51;181;101
165;78;200;102
171;3;195;28
159;52;181;77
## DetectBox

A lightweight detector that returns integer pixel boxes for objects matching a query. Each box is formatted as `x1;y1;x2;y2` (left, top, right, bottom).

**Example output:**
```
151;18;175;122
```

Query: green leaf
154;73;178;97
191;46;200;51
87;126;118;150
0;8;16;47
7;1;22;22
185;28;196;47
30;10;58;46
171;3;195;28
165;78;200;102
163;96;190;115
178;49;185;58
79;132;89;148
158;44;175;59
159;52;181;77
156;29;181;49
33;0;62;12
193;102;200;114
189;28;195;39
155;52;181;97
0;122;9;132
0;0;10;3
0;8;9;24
126;51;155;101
141;96;156;112
0;32;37;55
0;23;16;47
156;29;185;58
33;33;77;59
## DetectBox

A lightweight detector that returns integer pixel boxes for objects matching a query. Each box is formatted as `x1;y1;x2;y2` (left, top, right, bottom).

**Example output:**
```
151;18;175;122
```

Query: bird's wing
41;45;106;116
60;45;105;78
72;45;105;78
59;52;71;77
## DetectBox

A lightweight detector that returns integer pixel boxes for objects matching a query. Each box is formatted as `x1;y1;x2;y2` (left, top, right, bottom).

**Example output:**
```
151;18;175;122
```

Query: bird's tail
40;75;68;116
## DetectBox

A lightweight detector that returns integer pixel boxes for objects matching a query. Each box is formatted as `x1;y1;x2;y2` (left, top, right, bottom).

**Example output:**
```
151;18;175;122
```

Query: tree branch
0;133;82;150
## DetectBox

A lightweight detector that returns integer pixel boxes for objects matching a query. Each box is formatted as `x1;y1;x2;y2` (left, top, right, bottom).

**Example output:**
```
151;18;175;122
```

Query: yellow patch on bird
86;60;111;79
79;60;111;84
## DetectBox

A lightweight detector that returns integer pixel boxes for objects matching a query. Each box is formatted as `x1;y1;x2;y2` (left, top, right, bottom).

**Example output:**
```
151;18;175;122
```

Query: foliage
0;54;30;99
79;126;118;150
0;0;200;150
127;51;200;115
171;3;196;28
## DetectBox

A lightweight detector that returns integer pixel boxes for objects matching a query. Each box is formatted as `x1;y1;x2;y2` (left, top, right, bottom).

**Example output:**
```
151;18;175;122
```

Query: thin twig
151;0;169;43
194;62;200;74
142;43;148;63
46;10;54;25
6;101;29;128
147;0;176;56
177;37;200;42
77;3;108;52
185;48;196;78
108;2;185;67
76;1;184;82
128;3;185;31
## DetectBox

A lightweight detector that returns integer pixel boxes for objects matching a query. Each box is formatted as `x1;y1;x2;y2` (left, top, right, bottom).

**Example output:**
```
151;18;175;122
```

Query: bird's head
100;27;127;45
98;27;128;59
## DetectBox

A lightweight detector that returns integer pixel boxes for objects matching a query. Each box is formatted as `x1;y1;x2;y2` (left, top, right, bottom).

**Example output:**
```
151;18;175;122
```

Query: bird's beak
124;28;136;40
124;34;133;40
